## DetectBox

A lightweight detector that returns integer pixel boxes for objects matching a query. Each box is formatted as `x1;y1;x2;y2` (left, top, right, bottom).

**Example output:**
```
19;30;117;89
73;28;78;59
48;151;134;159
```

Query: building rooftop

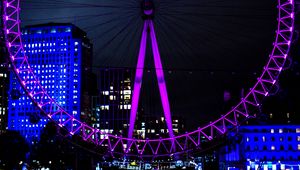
23;22;87;38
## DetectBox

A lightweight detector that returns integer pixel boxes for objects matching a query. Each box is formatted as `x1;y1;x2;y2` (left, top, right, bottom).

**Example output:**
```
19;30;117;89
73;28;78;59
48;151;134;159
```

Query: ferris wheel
1;0;294;159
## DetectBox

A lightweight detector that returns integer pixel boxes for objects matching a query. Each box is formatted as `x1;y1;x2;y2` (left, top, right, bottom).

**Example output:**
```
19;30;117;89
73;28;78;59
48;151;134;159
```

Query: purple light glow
128;21;149;139
128;20;174;139
149;20;174;138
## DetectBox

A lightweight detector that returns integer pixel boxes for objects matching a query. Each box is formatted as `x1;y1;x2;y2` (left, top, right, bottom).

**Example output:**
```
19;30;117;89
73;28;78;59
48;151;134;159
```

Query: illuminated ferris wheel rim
2;0;294;157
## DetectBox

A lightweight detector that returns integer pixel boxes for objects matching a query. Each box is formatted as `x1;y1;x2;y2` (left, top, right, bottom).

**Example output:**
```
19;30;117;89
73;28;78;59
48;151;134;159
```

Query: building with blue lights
219;124;300;170
241;125;300;170
8;23;93;144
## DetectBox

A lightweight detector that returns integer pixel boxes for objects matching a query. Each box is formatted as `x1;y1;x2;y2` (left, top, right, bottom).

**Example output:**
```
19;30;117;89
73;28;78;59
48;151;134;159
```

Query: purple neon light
149;20;174;138
2;0;294;158
128;21;149;139
128;20;175;139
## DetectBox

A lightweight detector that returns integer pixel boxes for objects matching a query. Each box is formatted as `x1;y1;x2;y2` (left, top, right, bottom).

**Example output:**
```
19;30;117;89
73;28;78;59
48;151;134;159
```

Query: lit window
298;144;300;150
271;146;275;150
296;128;300;133
298;136;300;142
269;113;273;118
66;27;71;32
109;95;114;100
279;129;283;133
51;29;56;33
123;90;131;95
124;95;131;100
271;129;274;133
262;136;266;142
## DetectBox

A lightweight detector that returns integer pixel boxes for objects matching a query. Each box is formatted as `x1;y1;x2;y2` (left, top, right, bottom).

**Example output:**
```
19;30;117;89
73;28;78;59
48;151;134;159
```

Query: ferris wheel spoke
155;18;197;66
22;12;128;23
91;15;139;65
83;13;136;32
159;15;232;63
161;14;256;48
23;0;138;9
100;17;141;64
111;18;142;66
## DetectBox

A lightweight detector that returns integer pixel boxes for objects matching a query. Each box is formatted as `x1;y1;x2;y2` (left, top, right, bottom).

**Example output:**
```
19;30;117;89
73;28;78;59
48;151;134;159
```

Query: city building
91;68;133;135
0;21;9;134
219;72;300;170
240;125;300;170
136;114;185;139
219;124;300;170
8;23;93;144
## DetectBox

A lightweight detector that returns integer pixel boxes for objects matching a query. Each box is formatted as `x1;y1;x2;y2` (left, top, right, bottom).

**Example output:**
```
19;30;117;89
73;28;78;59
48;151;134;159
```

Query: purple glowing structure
128;6;174;139
1;0;295;158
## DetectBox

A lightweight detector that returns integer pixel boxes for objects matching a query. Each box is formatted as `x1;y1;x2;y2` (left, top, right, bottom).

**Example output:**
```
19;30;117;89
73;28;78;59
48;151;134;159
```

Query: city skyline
1;0;300;168
19;0;279;127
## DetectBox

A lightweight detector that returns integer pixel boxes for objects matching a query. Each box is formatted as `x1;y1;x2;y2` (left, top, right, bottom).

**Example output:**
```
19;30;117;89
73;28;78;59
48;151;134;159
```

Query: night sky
21;0;277;130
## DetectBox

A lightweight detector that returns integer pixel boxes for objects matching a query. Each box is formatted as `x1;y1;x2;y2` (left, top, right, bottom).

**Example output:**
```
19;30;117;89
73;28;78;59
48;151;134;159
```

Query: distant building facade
0;19;9;134
219;117;300;170
240;125;300;170
8;23;93;143
91;68;133;135
136;114;185;139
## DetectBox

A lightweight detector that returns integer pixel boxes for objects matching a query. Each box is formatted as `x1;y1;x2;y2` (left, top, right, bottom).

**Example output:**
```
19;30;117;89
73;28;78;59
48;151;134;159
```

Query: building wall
220;125;300;170
136;115;185;139
241;125;300;162
91;68;133;135
8;23;92;143
0;23;9;134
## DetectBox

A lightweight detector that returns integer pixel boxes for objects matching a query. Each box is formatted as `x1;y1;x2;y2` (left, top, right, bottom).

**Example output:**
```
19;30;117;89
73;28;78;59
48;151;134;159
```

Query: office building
91;68;133;135
0;22;9;134
136;114;185;139
8;23;92;143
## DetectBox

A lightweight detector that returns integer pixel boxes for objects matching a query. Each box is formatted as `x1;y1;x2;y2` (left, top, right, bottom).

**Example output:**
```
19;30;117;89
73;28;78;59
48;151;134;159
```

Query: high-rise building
8;23;93;143
0;17;9;134
91;68;133;135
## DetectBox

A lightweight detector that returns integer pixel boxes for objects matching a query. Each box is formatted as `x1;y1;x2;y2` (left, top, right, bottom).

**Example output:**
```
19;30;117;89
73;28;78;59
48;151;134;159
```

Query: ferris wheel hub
142;0;154;19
